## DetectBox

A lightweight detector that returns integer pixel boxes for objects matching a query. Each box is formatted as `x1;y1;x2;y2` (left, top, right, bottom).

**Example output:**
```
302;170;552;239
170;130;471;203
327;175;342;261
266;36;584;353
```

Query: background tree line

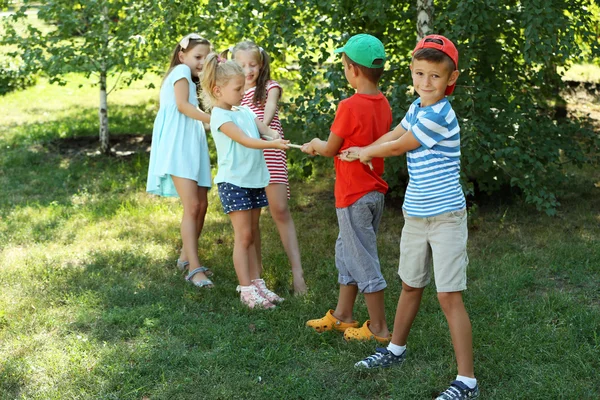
2;0;599;214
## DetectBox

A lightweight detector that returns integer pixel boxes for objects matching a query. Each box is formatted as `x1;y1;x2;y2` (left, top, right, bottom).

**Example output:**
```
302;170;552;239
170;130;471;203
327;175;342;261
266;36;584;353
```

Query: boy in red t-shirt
301;34;392;343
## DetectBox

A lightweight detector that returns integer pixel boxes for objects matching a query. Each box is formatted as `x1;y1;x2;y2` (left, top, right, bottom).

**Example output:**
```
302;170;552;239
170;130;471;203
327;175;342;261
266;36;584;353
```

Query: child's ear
178;51;185;63
448;69;459;86
212;86;221;98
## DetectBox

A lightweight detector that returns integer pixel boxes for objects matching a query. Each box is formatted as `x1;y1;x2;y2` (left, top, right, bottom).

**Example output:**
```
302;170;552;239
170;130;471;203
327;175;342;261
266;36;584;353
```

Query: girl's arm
219;121;289;150
302;132;344;157
262;87;281;126
359;130;421;163
255;118;280;140
174;79;210;124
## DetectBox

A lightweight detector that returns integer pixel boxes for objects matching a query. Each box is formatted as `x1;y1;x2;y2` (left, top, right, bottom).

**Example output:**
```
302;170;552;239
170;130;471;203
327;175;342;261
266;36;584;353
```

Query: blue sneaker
354;347;406;369
436;380;480;400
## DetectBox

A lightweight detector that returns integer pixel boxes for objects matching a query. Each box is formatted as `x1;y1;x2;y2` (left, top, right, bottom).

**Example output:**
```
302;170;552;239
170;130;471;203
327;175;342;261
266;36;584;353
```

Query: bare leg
248;208;263;281
179;186;208;264
265;183;307;294
332;284;358;322
390;282;425;346
228;209;255;286
363;289;389;337
171;176;210;284
438;291;475;377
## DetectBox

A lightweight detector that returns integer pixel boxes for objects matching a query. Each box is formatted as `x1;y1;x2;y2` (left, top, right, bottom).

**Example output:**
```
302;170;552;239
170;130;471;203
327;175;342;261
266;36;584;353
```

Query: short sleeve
266;80;282;95
210;108;233;133
330;100;357;139
411;111;456;148
170;64;192;86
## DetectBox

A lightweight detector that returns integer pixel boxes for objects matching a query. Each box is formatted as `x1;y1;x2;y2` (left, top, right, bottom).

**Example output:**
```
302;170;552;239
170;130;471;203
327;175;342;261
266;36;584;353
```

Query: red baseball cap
412;34;459;95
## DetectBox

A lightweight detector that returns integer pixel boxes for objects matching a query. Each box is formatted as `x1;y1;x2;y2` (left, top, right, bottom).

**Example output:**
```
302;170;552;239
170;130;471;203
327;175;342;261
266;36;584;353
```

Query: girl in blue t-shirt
146;34;214;288
200;53;289;309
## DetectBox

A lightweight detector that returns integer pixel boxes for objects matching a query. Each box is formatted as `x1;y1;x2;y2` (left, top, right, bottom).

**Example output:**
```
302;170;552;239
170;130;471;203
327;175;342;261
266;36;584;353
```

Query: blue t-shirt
400;97;466;217
210;105;270;188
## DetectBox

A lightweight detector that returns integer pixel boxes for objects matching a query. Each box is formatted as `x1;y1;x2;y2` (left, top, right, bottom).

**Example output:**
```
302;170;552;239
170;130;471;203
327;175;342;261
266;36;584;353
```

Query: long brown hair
231;41;272;107
163;35;211;104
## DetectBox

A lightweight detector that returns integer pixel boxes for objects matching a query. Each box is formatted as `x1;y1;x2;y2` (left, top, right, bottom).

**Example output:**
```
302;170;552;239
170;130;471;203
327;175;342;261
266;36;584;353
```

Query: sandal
343;320;391;343
185;267;214;288
177;259;213;276
306;309;359;333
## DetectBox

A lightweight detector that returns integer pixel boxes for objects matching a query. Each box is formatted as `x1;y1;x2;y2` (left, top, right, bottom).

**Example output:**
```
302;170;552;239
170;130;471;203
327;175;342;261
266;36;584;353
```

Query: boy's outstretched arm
301;132;344;157
359;130;421;164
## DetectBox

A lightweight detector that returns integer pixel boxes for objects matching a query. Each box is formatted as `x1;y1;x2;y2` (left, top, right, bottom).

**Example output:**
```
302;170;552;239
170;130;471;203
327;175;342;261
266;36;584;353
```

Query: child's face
410;59;458;106
234;50;261;88
215;75;245;108
179;44;211;77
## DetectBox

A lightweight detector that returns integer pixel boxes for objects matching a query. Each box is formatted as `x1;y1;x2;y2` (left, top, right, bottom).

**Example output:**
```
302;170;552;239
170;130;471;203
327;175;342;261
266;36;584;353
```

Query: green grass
1;77;599;399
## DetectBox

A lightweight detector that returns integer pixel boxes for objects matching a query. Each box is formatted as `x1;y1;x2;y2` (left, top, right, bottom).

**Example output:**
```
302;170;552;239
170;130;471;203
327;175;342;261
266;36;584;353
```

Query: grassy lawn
1;77;599;400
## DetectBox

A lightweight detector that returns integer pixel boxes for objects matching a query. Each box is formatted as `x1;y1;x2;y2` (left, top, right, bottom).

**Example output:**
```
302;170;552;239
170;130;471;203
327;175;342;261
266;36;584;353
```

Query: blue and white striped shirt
400;97;465;217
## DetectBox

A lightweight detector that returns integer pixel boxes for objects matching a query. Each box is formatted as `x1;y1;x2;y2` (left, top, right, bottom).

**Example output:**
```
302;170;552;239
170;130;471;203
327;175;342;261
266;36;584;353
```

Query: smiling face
215;74;245;109
179;44;211;77
233;49;262;89
410;58;458;107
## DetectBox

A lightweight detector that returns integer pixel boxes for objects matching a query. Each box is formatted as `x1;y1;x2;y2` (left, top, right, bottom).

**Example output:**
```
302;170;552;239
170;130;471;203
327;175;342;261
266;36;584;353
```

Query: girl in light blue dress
146;34;214;288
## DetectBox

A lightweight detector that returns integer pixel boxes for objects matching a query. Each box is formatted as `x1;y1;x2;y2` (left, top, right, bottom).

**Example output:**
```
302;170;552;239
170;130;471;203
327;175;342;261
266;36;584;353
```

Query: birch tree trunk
417;0;434;40
99;4;110;154
99;71;109;154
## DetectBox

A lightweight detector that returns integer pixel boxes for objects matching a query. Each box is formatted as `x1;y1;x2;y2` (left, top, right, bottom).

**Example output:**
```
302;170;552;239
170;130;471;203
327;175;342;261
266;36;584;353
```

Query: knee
401;282;422;294
236;230;254;248
437;292;464;313
269;202;290;223
197;199;208;216
184;201;203;218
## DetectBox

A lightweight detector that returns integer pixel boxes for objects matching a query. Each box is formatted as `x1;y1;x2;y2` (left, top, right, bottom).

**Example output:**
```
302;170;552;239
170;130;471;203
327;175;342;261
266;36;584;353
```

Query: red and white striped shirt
241;80;289;196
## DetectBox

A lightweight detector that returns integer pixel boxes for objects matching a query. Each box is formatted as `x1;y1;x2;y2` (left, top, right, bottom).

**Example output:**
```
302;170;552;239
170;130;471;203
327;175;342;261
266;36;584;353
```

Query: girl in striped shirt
231;41;307;295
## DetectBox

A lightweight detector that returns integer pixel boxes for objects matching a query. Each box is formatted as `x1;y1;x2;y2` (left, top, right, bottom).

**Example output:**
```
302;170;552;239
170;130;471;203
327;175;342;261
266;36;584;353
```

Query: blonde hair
230;41;271;107
200;53;244;110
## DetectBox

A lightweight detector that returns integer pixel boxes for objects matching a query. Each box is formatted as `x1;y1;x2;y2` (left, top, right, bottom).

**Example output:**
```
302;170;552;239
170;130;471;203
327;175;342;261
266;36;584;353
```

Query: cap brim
333;47;344;54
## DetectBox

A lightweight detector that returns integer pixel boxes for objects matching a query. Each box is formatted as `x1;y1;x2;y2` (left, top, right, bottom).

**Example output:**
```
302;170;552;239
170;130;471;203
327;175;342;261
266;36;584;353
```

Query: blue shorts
335;191;387;294
217;182;268;214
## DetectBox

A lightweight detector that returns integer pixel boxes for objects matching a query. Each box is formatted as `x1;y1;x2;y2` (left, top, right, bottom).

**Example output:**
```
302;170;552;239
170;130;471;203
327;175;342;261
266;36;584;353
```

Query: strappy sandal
237;285;275;309
177;259;213;276
185;267;214;288
306;309;359;333
252;278;284;303
343;320;391;343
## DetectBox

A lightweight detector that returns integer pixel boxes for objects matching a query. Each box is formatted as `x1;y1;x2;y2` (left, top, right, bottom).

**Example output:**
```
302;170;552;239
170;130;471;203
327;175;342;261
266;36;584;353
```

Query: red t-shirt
331;92;392;208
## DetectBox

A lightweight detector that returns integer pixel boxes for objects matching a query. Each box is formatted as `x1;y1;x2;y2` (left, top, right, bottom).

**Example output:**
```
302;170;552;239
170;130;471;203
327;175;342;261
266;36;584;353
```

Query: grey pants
335;191;387;293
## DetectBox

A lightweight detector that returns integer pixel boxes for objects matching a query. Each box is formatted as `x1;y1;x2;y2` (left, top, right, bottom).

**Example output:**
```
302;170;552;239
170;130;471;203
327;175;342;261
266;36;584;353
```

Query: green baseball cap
334;34;386;68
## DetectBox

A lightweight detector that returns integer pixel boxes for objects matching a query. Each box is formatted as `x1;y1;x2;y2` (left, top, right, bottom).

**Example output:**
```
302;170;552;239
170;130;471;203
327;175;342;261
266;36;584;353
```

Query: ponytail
200;52;244;110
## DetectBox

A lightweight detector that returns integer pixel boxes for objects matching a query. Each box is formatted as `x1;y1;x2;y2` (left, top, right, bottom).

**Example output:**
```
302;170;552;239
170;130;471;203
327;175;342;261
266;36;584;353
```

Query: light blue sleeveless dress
146;64;212;197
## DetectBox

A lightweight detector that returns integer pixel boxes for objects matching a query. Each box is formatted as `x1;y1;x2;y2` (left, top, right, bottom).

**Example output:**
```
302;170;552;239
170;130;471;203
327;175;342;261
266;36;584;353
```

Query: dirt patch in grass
54;134;152;157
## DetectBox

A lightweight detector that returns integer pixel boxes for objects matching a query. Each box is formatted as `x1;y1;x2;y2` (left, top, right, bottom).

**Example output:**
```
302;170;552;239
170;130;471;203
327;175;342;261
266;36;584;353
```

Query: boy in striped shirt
348;35;479;400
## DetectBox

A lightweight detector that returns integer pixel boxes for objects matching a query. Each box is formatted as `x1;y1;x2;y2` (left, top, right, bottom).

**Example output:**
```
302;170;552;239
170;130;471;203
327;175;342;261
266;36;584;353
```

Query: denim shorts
399;208;469;292
335;191;387;294
217;182;268;214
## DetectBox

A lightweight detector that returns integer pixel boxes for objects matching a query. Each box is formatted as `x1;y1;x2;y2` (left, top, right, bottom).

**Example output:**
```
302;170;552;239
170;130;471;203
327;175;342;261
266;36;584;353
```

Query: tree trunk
417;0;434;40
99;70;109;154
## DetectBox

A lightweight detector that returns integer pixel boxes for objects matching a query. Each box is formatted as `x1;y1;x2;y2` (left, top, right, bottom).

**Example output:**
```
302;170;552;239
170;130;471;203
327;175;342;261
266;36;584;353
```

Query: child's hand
301;142;317;155
338;146;362;162
359;149;374;165
268;128;281;140
271;138;290;150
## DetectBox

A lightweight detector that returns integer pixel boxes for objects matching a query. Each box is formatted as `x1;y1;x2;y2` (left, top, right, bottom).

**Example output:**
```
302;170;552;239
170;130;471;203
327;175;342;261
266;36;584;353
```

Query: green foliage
201;0;600;214
0;55;36;95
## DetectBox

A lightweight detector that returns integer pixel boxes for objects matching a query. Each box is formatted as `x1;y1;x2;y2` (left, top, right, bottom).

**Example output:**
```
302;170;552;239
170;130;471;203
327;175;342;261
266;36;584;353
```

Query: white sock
456;375;477;389
237;285;253;292
387;343;406;356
